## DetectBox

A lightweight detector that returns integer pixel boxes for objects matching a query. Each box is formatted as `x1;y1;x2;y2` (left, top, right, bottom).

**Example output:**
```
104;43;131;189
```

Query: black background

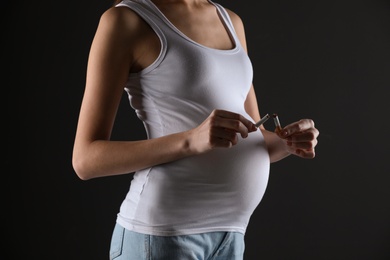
7;0;390;259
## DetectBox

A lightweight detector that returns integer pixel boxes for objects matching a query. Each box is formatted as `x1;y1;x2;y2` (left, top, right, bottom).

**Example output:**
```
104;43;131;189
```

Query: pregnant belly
135;130;270;226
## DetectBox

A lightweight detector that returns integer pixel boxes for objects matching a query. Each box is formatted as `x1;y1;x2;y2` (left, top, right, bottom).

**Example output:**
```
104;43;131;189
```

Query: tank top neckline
142;0;239;53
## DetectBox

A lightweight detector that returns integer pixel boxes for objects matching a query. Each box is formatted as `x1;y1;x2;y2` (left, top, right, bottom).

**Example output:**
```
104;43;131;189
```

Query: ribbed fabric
115;0;270;236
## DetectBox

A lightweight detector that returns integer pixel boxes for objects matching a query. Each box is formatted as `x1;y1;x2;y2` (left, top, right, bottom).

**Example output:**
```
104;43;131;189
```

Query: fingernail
282;130;288;137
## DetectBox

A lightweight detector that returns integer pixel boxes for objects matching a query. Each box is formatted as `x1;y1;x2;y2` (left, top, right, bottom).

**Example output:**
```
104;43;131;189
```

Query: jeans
109;223;245;260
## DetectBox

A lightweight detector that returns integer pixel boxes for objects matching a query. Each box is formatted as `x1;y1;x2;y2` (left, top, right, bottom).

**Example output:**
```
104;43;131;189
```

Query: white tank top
115;0;270;236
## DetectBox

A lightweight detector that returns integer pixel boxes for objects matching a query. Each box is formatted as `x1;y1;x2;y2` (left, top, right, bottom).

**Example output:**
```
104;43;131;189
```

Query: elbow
72;155;94;181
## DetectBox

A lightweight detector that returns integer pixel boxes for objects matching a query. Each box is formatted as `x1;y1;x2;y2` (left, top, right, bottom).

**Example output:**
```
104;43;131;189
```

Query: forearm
72;131;194;180
261;129;291;163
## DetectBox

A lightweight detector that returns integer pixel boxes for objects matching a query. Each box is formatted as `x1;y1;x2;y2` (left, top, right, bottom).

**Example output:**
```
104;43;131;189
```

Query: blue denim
109;223;245;260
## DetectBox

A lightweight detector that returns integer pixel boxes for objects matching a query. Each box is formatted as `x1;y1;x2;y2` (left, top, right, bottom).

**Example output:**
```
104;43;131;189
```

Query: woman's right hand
187;109;257;154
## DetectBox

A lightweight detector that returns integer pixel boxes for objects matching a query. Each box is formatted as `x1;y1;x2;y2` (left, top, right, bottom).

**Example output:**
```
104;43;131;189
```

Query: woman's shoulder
222;7;244;28
98;5;148;36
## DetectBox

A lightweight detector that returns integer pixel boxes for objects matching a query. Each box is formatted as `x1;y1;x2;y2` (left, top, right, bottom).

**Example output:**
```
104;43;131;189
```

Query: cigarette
273;113;282;133
255;113;270;127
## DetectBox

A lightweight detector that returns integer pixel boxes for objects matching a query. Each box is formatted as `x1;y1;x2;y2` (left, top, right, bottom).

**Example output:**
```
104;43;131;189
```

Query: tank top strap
115;0;168;74
207;1;242;48
121;0;241;51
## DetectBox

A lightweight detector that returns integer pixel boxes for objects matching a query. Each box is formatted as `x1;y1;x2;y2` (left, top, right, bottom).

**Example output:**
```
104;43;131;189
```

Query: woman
72;0;319;259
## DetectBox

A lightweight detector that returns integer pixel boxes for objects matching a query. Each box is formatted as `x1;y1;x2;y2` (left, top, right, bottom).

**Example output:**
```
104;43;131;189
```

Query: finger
213;110;256;133
210;138;233;148
287;138;318;150
210;128;239;146
281;119;315;137
286;130;319;143
294;148;316;159
211;112;253;138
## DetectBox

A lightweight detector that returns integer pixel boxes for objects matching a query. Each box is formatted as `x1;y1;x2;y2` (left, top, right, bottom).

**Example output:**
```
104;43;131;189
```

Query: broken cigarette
273;113;282;134
255;113;270;128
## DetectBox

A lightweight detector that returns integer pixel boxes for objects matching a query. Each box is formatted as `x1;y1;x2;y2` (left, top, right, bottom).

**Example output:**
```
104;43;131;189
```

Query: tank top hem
116;218;246;236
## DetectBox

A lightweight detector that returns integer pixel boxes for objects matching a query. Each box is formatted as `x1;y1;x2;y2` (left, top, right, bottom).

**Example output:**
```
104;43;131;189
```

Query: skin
72;0;319;180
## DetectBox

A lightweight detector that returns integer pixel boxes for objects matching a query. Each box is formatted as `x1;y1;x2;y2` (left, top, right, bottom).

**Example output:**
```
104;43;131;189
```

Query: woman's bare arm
227;8;319;162
72;7;257;180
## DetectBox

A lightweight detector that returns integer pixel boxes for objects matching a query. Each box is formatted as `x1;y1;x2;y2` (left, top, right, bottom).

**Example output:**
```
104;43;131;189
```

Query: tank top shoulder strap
208;1;242;48
115;0;168;74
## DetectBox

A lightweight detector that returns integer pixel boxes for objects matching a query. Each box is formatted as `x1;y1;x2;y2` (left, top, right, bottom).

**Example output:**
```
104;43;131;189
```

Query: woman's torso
115;0;270;236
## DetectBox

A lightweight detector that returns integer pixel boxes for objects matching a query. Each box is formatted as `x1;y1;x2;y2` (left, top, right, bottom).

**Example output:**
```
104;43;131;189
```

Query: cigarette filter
255;113;270;127
273;113;282;133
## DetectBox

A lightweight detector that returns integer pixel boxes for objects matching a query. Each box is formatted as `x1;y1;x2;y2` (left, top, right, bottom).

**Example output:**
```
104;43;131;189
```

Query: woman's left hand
278;119;320;159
